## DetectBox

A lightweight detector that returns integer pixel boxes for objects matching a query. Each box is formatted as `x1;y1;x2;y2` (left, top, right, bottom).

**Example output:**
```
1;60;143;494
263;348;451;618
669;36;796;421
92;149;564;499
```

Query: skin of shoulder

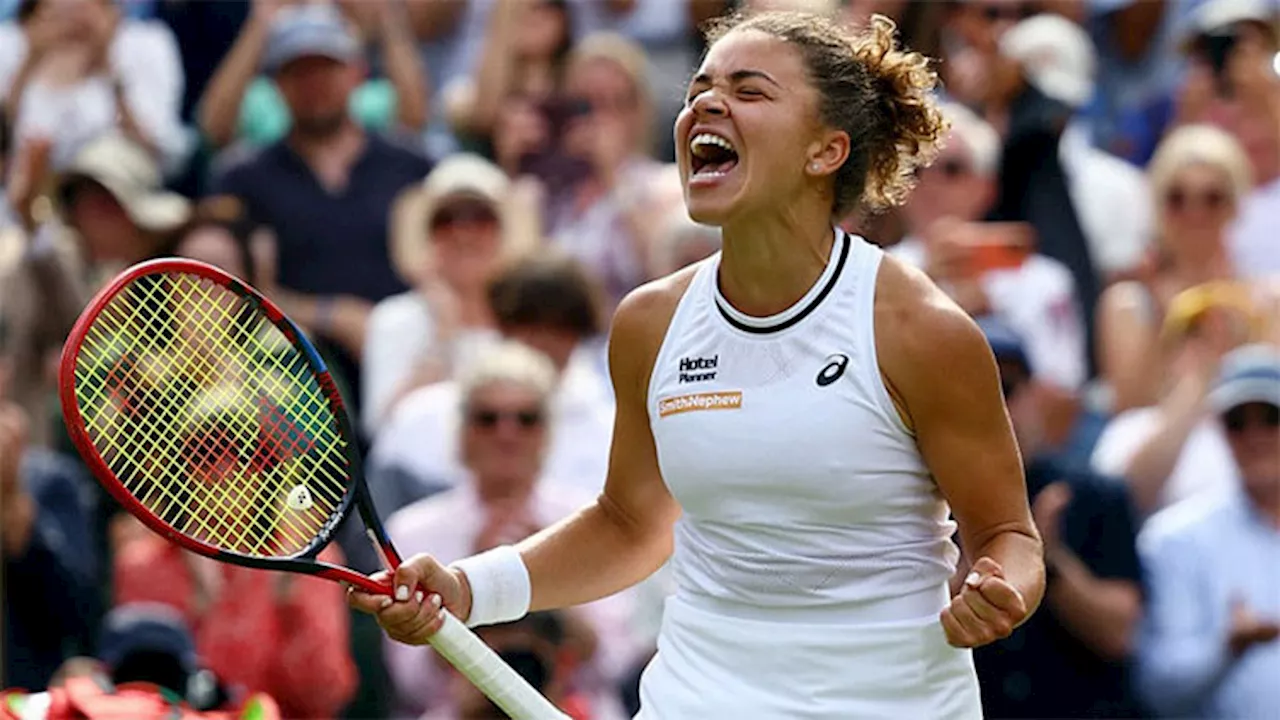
607;260;706;403
874;254;1041;588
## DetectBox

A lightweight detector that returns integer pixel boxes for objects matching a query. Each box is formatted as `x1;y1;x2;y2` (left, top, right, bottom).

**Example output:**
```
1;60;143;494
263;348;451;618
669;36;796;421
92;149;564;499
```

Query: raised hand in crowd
1227;596;1280;658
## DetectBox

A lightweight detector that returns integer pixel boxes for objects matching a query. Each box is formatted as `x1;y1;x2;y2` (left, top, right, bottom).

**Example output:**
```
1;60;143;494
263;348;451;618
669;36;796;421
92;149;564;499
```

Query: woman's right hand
347;554;473;645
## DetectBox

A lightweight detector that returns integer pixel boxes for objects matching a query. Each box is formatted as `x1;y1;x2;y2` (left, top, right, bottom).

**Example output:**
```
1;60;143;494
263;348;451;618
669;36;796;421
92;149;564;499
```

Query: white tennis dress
636;229;983;719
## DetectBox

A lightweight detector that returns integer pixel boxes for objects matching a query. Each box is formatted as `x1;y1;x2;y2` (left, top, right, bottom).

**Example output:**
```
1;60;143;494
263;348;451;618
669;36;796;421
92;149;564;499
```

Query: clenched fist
942;557;1029;648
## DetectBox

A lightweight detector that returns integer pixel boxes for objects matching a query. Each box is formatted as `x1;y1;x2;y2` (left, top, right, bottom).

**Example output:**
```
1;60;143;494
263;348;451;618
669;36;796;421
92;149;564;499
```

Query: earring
810;163;820;171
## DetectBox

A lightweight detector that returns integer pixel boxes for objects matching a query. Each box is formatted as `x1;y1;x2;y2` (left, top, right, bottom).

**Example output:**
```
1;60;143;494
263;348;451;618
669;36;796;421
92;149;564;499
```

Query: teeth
690;132;736;158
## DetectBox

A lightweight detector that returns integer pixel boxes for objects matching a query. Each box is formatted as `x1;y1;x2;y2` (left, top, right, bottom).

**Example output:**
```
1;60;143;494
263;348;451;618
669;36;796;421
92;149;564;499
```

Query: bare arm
375;0;429;132
1044;549;1142;659
1119;373;1209;516
877;258;1045;644
195;6;274;149
1097;281;1161;413
351;271;691;633
521;281;684;611
454;0;519;137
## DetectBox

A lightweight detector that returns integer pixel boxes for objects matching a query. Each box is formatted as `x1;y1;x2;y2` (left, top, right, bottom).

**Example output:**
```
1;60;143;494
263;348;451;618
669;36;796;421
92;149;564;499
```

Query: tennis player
352;11;1045;717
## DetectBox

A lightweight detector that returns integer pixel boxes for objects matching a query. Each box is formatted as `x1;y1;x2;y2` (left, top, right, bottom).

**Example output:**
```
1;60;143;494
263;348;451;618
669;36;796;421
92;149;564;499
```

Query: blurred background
0;0;1278;718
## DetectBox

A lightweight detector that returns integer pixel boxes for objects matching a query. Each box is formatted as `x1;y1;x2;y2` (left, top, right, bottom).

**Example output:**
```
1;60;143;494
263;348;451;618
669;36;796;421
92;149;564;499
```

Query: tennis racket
58;258;569;720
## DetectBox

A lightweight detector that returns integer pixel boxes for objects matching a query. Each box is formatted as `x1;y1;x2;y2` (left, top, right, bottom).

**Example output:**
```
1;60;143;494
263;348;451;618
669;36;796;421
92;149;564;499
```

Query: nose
689;88;728;118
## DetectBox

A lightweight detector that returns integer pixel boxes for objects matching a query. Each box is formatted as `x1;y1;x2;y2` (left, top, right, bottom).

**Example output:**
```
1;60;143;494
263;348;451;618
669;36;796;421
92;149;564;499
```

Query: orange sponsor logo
657;391;743;418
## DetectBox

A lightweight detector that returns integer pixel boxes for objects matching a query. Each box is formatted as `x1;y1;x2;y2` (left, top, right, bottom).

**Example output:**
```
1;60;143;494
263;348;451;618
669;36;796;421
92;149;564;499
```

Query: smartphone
966;223;1033;274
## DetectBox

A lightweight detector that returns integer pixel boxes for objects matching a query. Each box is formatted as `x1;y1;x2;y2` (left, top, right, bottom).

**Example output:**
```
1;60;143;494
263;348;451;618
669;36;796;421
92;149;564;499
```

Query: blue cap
975;314;1032;375
1209;343;1280;413
262;4;360;74
98;603;198;674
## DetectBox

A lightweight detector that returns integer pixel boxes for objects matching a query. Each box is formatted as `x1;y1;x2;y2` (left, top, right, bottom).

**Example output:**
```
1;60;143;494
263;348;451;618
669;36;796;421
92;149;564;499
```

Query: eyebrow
689;69;783;89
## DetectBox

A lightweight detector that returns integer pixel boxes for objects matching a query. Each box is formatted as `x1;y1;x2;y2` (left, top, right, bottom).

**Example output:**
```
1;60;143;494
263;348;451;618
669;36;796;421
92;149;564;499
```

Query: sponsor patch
657;391;743;417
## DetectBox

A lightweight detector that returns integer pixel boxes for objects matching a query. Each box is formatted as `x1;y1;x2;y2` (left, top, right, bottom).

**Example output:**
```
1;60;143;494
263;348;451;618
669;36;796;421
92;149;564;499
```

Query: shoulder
370;292;430;329
209;142;283;189
609;262;703;355
115;18;179;54
1137;495;1233;559
367;132;435;174
874;255;993;381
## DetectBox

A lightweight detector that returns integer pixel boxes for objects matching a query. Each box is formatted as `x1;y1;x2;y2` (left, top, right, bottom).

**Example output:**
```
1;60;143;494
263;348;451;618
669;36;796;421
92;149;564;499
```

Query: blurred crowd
0;0;1277;718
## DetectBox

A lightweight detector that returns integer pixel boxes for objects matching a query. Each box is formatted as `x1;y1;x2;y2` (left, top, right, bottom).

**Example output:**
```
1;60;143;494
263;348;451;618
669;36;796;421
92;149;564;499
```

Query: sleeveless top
647;229;960;625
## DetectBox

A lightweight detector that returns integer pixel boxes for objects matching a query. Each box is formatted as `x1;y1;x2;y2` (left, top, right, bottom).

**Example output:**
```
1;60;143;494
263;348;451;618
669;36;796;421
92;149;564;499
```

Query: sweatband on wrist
451;545;531;628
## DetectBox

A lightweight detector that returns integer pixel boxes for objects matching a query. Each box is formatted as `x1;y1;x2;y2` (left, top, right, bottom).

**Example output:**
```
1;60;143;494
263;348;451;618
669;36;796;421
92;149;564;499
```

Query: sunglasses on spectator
1165;186;1229;213
1223;403;1280;433
431;201;498;231
469;407;544;430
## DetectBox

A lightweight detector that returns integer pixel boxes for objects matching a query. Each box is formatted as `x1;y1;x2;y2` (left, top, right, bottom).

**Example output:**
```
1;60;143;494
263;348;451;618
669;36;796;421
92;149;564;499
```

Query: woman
1096;125;1255;415
383;340;640;720
362;154;537;437
352;12;1044;717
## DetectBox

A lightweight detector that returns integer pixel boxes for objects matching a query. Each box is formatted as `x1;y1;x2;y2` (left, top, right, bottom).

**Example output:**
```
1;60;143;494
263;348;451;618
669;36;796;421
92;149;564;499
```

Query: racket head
58;259;391;583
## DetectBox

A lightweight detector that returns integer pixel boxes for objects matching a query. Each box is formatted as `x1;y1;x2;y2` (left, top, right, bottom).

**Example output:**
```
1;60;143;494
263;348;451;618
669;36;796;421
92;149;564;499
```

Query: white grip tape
452;545;532;628
430;610;571;719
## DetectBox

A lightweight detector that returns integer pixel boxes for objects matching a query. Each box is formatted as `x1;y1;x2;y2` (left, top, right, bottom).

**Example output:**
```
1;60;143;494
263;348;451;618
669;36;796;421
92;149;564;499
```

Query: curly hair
703;12;949;217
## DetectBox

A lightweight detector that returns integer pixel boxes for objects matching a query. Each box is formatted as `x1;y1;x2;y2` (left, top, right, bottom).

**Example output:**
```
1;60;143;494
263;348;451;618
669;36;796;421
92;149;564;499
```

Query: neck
455;288;495;327
288;121;365;163
476;477;536;506
717;205;836;317
1167;237;1231;284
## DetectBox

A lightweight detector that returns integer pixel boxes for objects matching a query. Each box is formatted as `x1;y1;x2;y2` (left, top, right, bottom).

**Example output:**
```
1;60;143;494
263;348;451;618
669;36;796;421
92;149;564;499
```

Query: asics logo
816;353;849;387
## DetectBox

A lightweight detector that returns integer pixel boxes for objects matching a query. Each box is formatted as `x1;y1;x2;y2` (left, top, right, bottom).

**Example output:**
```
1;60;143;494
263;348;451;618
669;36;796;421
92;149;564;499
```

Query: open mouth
690;133;739;179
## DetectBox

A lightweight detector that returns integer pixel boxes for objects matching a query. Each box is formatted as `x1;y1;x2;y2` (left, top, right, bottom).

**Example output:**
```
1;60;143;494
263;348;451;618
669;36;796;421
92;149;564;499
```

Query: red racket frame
59;258;397;594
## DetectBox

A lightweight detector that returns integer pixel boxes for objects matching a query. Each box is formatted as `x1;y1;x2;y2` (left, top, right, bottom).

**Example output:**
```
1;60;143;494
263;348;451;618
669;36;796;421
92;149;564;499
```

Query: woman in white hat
363;153;538;438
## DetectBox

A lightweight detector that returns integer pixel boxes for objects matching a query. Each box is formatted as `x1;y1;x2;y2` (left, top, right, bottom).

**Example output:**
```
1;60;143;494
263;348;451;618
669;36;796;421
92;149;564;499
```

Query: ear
804;129;851;179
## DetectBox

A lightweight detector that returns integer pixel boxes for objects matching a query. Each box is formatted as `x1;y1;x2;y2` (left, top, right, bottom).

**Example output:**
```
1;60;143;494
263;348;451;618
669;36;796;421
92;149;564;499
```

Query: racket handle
429;610;572;720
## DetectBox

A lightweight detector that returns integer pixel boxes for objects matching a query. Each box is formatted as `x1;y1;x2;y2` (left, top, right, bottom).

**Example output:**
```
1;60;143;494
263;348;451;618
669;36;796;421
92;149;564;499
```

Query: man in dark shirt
972;316;1147;718
209;4;432;416
2;400;99;691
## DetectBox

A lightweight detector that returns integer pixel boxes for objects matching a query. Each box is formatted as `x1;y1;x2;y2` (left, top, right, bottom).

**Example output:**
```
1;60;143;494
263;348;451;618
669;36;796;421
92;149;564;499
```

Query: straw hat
55;134;191;233
389;154;530;286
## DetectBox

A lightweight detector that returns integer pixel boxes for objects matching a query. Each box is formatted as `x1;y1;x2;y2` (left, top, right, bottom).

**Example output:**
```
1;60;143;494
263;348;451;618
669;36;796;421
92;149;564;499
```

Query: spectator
1135;343;1280;719
364;250;612;546
363;153;537;436
1;389;99;692
197;0;428;152
161;195;260;285
894;101;1087;395
970;316;1146;719
1176;0;1280;280
0;0;188;180
111;530;356;718
54;132;191;271
1096;124;1253;414
209;3;435;416
987;13;1108;374
1092;284;1262;518
384;340;638;720
1002;13;1153;283
546;31;667;310
443;0;575;143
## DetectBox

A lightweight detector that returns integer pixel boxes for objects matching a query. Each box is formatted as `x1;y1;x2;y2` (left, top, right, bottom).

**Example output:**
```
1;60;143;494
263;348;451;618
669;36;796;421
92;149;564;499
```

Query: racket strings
72;272;351;558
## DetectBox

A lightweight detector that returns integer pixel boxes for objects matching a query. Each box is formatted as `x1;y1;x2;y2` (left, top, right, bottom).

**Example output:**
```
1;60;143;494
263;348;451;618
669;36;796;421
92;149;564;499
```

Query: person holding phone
892;101;1088;397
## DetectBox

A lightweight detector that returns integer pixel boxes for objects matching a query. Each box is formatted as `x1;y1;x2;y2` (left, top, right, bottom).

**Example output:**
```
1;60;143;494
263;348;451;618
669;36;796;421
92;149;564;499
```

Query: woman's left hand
941;557;1028;648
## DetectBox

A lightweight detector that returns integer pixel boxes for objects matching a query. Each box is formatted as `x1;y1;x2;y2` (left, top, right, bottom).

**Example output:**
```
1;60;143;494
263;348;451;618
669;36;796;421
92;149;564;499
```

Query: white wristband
451;545;531;628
